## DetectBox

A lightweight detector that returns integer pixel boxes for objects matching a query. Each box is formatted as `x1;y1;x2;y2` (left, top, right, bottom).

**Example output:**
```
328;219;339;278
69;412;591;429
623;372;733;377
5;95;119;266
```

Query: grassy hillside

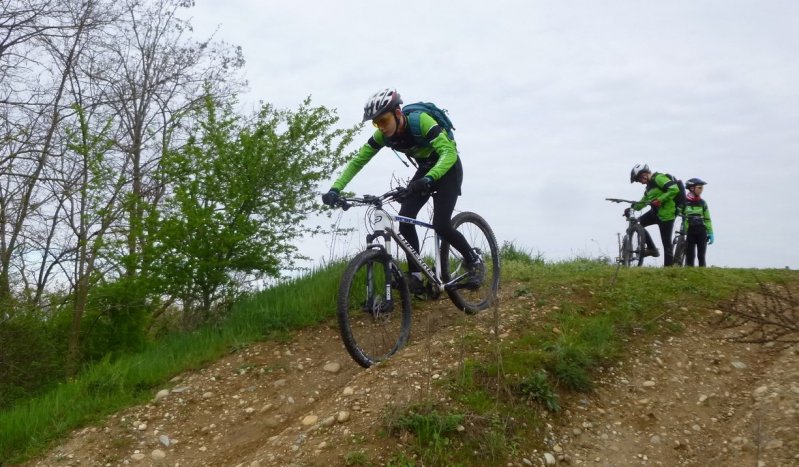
1;252;796;464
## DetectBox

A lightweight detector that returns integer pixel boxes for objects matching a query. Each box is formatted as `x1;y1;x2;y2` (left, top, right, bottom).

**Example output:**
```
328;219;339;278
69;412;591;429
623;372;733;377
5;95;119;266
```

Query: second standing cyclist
682;178;714;267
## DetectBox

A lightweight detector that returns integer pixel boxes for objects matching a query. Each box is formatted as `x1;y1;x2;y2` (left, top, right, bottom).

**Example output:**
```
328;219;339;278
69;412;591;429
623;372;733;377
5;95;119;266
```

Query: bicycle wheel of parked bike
622;225;646;267
337;249;412;368
672;235;686;267
440;211;500;315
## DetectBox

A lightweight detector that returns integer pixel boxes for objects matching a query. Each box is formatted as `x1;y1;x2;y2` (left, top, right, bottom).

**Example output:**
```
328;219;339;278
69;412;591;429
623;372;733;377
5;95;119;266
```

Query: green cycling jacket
331;112;458;191
682;198;713;233
633;172;680;221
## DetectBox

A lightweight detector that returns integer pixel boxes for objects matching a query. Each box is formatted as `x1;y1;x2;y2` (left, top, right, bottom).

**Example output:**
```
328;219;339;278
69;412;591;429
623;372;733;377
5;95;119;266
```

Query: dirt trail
22;286;799;467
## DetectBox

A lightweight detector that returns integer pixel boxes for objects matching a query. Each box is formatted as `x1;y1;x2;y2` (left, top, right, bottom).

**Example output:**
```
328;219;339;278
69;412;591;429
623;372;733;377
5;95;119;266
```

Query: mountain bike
330;187;500;368
672;213;687;267
606;198;646;267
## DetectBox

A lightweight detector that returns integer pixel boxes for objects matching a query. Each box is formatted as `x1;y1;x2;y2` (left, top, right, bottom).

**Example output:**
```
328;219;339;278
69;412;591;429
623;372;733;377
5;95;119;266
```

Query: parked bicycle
671;213;687;267
330;186;500;368
606;198;647;267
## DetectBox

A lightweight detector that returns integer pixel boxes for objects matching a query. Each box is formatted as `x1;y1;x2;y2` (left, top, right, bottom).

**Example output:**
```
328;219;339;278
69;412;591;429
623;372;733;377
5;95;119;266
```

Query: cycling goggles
372;112;394;128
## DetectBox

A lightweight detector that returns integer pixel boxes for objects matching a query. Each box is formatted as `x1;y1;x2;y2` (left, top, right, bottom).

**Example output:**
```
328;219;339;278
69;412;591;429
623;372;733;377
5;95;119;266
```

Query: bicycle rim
441;212;500;314
337;250;412;368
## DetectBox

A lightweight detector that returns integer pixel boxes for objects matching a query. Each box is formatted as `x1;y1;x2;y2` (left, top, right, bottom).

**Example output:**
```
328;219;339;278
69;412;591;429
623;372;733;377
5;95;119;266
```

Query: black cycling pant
398;158;476;273
639;210;675;266
685;225;708;267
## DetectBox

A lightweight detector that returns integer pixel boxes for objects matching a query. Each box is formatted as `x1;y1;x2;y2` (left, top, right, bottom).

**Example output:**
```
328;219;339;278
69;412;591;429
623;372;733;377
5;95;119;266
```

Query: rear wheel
672;234;686;267
337;249;412;368
441;212;500;314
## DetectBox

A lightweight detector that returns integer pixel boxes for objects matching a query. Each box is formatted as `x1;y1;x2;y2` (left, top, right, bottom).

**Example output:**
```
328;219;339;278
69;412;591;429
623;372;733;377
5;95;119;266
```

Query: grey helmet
630;163;650;183
685;177;707;189
362;89;402;122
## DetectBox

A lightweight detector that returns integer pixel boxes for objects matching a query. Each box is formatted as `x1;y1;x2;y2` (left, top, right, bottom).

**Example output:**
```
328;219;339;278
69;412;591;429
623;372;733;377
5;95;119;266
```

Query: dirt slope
22;285;799;467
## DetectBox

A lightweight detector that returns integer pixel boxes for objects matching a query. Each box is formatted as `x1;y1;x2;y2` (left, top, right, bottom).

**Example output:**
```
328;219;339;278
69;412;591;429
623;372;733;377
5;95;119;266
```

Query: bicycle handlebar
605;198;638;204
334;187;408;211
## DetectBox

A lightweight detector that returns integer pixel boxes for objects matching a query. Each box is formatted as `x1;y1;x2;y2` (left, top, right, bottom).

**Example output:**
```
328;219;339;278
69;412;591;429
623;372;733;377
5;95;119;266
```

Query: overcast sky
185;0;799;270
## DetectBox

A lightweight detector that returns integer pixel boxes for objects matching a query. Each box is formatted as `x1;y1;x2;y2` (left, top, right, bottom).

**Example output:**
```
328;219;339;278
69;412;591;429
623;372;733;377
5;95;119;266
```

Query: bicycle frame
365;207;464;293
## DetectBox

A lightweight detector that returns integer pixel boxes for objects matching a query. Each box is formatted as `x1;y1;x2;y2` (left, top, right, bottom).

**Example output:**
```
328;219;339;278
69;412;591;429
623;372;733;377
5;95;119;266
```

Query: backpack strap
405;110;426;146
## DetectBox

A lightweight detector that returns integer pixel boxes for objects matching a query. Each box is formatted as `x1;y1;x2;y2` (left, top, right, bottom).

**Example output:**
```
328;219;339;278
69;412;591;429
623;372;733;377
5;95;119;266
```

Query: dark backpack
661;173;686;211
402;102;456;146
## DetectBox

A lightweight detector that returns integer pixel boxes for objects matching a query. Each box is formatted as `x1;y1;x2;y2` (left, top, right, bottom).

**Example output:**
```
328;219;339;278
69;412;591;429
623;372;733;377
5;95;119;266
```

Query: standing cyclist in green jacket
321;89;484;293
628;163;680;266
682;178;714;267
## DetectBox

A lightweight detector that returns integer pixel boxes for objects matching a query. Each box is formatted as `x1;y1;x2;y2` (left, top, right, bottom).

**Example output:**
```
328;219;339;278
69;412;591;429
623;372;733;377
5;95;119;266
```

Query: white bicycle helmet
630;163;650;183
362;89;402;122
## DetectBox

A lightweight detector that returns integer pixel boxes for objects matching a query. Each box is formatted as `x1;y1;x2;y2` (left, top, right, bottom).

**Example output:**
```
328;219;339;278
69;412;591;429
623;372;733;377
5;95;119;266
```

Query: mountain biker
682;178;714;267
321;89;484;293
627;163;680;266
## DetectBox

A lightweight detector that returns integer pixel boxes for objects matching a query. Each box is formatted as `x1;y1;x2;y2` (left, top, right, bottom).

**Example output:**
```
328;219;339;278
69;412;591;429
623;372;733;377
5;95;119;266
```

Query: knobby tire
440;211;501;314
337;249;412;368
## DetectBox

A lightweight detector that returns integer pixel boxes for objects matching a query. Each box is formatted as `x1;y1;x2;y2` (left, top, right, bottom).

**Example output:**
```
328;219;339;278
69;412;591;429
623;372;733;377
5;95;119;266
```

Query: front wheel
337;249;412;368
622;225;646;267
440;212;500;314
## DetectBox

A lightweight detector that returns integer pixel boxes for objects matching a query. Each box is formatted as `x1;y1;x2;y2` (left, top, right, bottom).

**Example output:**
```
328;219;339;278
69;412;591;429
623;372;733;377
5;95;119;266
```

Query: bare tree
0;0;96;302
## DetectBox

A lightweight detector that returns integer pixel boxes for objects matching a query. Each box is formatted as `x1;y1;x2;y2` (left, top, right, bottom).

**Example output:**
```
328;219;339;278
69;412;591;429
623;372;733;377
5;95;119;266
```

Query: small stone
643;380;656;388
301;415;318;426
753;386;769;398
202;392;213;399
650;435;661;444
273;379;287;387
337;411;351;423
343;387;355;396
731;361;747;369
321;416;335;427
131;453;146;462
151;449;166;460
543;452;556;466
154;389;170;401
323;362;341;373
264;416;281;428
158;435;170;447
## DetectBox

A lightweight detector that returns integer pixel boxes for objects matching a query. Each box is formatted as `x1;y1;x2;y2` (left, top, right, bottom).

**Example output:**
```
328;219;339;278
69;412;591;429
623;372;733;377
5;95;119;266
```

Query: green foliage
150;94;357;322
79;279;151;362
344;450;371;466
499;241;544;265
0;307;63;410
386;404;465;466
516;370;560;412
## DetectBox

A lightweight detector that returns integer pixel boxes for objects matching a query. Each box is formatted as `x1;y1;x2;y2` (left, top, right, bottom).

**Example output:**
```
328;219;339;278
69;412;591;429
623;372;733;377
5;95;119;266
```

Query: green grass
2;245;797;465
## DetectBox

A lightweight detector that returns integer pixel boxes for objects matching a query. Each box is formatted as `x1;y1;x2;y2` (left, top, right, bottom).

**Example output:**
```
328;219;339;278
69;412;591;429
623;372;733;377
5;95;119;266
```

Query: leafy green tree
151;95;355;325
